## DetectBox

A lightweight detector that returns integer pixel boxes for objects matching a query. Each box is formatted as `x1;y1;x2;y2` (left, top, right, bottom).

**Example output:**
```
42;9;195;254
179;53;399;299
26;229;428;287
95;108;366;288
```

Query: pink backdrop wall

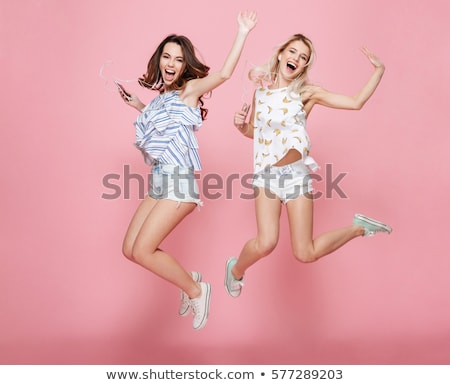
1;0;449;364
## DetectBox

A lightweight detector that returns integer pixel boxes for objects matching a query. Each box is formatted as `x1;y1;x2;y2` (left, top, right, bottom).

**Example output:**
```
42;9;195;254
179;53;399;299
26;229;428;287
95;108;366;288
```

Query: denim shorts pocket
178;173;199;199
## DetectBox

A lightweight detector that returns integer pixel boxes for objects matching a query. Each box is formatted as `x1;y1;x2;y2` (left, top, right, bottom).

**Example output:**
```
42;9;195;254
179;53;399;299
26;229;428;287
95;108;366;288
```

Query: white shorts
149;163;202;206
252;159;313;204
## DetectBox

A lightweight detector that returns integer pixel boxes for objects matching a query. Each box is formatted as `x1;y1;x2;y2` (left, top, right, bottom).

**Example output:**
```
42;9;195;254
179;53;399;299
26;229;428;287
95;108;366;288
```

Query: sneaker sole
355;213;392;233
193;283;211;331
179;272;202;317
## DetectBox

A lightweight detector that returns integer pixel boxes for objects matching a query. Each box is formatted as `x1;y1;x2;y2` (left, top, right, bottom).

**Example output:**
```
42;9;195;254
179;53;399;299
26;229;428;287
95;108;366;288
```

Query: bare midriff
272;149;302;167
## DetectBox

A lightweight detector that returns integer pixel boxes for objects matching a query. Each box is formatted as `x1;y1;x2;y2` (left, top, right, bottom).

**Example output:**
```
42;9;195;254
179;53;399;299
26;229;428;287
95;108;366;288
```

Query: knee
122;244;135;262
122;241;142;263
292;248;317;264
255;237;278;258
123;238;157;264
128;246;148;265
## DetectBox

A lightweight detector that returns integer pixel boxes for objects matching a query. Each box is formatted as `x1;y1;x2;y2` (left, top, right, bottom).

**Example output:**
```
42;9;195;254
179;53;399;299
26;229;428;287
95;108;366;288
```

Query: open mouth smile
163;69;176;82
286;61;297;71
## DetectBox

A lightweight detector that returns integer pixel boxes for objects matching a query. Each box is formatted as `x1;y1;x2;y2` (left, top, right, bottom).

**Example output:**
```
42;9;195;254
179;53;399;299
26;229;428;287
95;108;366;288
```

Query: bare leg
122;195;158;260
122;197;201;298
286;195;364;263
232;188;282;279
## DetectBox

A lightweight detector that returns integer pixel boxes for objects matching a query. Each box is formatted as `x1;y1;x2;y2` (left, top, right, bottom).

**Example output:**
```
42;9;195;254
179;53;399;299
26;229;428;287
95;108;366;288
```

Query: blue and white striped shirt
134;91;203;170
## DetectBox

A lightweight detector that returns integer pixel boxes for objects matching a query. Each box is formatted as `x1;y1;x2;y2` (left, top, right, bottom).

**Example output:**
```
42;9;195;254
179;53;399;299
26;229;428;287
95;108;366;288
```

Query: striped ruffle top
134;90;203;170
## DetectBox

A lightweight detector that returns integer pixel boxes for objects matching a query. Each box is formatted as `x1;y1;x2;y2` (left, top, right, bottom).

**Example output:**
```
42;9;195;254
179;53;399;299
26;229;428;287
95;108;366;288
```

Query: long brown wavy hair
139;34;210;120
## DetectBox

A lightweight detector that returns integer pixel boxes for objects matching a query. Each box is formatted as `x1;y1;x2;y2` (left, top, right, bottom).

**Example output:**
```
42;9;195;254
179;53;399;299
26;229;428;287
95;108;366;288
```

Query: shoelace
364;226;390;237
181;292;190;308
231;279;244;291
364;229;376;237
190;298;200;315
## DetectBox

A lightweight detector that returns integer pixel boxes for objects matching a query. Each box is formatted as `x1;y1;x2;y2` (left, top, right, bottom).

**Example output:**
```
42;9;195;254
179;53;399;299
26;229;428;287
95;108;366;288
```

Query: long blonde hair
249;34;315;94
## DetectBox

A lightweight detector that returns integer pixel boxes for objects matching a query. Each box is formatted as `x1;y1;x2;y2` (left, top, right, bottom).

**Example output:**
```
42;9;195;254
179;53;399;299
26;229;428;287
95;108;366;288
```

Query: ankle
353;224;366;237
188;282;202;299
231;266;243;281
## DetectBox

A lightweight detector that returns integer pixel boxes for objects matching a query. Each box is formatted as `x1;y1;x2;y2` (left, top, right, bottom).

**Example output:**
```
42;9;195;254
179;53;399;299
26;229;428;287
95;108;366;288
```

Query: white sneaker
179;272;202;317
190;282;211;330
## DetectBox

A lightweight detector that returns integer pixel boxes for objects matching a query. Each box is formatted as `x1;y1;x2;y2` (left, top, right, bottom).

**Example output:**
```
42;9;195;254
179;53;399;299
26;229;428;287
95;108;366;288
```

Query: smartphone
114;81;132;101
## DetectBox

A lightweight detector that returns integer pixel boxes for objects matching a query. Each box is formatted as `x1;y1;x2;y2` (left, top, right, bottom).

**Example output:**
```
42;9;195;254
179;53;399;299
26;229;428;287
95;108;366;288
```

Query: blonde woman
225;34;392;298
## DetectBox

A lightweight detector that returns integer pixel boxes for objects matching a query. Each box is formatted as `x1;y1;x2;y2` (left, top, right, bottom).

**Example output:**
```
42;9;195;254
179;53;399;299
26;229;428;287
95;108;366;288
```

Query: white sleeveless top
253;86;319;173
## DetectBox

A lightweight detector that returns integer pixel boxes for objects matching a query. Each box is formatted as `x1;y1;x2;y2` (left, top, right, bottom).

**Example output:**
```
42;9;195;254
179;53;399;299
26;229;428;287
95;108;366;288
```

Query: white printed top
253;86;319;174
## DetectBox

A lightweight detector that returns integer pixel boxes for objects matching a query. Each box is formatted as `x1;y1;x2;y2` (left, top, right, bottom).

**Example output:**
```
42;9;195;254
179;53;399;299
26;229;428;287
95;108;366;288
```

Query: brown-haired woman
118;11;257;329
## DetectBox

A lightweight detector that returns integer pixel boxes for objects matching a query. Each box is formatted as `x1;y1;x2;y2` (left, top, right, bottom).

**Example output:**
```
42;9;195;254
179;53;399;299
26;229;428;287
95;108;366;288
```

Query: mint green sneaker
224;257;244;298
353;213;392;237
179;272;202;317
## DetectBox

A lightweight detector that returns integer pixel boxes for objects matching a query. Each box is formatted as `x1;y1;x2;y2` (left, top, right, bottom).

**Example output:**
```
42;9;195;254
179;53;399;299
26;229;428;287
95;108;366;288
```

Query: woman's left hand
237;11;258;33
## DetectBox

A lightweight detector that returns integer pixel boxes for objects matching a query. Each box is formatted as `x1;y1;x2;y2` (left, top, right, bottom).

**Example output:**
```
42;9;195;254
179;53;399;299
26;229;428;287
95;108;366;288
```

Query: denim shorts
149;163;202;206
253;159;314;203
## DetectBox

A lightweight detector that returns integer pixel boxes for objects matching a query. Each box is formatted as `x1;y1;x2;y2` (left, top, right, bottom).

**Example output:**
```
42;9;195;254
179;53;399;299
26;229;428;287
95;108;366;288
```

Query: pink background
1;0;449;364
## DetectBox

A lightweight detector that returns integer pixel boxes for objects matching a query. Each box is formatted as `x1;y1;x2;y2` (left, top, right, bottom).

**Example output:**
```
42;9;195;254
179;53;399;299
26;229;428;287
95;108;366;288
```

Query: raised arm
304;47;385;111
182;11;257;101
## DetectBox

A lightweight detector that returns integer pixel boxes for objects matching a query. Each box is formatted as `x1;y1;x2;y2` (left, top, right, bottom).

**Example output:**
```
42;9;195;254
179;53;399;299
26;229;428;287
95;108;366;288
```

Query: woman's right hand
118;87;145;111
360;47;385;71
234;103;250;133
